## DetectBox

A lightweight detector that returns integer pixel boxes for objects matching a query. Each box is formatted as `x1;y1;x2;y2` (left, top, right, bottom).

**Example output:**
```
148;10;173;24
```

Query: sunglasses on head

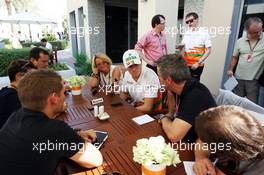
20;62;36;72
186;19;195;24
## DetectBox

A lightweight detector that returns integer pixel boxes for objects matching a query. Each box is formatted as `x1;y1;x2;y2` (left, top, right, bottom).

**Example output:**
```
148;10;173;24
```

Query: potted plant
133;136;181;175
74;52;92;75
66;75;86;95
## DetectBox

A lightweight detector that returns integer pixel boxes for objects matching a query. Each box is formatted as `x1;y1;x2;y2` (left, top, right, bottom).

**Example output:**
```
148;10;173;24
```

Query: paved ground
57;48;75;68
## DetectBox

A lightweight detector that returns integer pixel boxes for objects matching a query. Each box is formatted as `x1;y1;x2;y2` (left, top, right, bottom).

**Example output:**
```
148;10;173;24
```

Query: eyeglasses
186;19;195;24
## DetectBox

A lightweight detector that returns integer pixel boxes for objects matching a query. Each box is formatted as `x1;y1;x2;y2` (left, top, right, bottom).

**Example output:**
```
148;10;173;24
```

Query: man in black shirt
156;54;216;143
0;60;35;128
0;70;103;175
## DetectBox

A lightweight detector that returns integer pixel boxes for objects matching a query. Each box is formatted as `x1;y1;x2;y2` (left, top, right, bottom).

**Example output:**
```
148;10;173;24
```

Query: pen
206;158;218;175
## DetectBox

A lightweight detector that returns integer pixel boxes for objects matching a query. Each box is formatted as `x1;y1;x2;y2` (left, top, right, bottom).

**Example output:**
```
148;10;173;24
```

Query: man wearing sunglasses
227;17;264;104
135;14;167;73
177;12;212;81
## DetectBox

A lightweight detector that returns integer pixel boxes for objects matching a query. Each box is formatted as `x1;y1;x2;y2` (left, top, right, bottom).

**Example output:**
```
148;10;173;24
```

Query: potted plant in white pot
66;75;86;95
133;136;181;175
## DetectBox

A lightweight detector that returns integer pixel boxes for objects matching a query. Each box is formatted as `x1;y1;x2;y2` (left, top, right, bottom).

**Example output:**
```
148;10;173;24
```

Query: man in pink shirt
135;14;167;73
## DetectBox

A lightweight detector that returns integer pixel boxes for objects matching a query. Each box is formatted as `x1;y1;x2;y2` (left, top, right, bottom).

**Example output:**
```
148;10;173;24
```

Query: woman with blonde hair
89;53;123;88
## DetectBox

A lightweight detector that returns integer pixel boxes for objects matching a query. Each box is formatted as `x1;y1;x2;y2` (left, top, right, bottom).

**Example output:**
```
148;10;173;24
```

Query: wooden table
57;87;194;175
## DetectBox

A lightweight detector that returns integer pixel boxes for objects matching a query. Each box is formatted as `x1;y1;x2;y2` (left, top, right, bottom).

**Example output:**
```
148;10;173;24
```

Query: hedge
0;48;30;77
0;49;71;77
21;40;68;50
49;63;69;71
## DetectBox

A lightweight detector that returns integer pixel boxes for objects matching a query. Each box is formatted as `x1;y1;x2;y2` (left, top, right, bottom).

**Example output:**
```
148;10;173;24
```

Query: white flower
133;135;181;166
66;75;86;87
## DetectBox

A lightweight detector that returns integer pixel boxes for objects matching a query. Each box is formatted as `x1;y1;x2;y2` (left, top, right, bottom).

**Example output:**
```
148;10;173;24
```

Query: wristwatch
158;115;168;124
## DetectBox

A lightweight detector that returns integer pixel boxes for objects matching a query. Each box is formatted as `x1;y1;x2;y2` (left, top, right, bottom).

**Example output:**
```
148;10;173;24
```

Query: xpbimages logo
170;140;232;154
98;84;166;95
32;140;85;153
69;26;100;37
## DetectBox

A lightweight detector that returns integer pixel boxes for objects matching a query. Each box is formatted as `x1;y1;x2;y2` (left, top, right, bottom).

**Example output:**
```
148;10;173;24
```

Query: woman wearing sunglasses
89;53;123;89
193;105;264;175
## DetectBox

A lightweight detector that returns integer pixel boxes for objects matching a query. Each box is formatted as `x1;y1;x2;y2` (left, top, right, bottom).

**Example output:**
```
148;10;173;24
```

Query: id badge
247;54;253;62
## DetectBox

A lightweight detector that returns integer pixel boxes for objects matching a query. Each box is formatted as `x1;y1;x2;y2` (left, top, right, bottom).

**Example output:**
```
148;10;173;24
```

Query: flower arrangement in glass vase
66;75;86;95
133;135;181;175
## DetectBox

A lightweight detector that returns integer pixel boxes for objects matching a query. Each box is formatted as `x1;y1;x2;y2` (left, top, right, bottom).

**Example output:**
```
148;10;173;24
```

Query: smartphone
93;131;108;149
176;44;185;49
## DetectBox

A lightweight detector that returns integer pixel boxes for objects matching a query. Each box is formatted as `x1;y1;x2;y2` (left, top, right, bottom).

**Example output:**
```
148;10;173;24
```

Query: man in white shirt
120;50;160;113
41;38;53;50
178;12;212;81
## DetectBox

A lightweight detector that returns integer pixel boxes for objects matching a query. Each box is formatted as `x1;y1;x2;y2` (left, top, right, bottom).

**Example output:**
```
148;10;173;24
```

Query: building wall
67;0;90;57
87;0;106;58
66;0;237;95
200;0;235;94
184;0;204;24
67;0;106;60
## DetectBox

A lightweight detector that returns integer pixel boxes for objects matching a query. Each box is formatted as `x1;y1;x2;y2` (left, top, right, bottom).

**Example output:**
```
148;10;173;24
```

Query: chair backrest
215;89;264;114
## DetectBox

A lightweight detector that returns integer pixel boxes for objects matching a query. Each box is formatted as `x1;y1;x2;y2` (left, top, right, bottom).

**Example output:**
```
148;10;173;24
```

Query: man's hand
191;62;199;70
193;158;216;175
227;70;233;77
78;129;97;143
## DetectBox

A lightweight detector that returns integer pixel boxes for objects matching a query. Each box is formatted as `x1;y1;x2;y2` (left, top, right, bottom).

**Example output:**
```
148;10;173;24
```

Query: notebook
224;76;238;91
93;131;108;149
183;161;195;175
132;114;155;125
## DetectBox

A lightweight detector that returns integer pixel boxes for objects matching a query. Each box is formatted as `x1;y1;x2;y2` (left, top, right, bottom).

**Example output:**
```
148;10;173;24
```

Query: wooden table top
57;87;194;175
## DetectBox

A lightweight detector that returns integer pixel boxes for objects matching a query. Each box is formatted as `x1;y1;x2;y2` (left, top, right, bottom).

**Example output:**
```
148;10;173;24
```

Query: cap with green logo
122;50;141;68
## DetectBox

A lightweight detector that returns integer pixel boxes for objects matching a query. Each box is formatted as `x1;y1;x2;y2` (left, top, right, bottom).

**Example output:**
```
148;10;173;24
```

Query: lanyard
175;95;180;115
173;93;180;116
158;34;166;55
101;72;111;86
248;39;260;54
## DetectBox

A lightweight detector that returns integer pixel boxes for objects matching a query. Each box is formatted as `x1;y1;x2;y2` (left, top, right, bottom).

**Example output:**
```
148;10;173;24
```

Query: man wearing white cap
120;50;160;113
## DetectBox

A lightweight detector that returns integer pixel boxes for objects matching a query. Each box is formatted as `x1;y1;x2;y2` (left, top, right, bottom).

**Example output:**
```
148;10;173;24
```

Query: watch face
152;114;165;120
